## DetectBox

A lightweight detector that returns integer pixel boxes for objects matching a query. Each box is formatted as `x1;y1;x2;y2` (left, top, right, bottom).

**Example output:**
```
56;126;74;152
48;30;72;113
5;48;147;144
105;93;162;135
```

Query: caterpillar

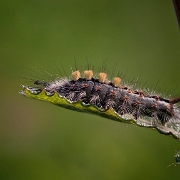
19;67;180;139
167;150;180;167
175;150;180;166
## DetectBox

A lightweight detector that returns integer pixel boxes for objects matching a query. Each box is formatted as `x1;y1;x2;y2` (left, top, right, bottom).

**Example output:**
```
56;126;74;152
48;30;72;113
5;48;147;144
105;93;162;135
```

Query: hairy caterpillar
167;150;180;167
19;66;180;139
174;150;180;166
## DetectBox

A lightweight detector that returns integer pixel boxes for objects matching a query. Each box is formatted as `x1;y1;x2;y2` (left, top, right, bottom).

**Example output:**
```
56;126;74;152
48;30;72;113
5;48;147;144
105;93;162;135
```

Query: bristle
98;72;107;83
169;97;180;104
72;70;81;81
113;77;121;87
84;70;93;80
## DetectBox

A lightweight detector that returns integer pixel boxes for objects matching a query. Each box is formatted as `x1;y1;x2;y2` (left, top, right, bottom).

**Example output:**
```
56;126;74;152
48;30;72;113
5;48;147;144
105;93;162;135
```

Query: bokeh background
1;0;180;179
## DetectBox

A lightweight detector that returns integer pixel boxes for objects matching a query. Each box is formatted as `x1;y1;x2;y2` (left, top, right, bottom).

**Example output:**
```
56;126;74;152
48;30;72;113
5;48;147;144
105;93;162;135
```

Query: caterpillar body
167;150;180;167
20;68;180;139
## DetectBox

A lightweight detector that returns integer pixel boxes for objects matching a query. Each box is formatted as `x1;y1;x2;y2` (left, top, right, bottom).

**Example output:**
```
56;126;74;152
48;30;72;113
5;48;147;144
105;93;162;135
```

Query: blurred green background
1;0;180;179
